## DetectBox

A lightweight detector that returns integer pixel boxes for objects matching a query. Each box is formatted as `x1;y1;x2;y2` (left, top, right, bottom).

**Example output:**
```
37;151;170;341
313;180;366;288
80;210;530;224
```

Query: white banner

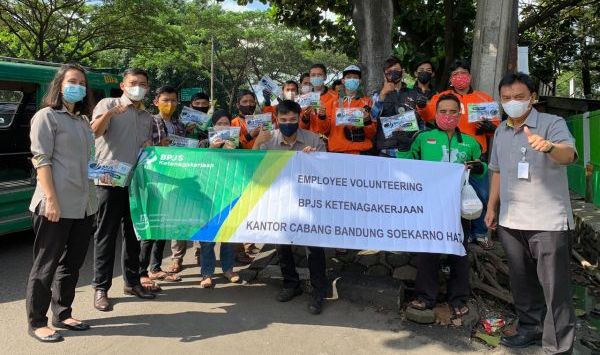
219;152;466;255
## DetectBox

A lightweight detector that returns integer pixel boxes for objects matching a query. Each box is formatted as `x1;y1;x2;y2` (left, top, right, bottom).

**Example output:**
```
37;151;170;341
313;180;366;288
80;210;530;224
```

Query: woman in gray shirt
25;63;98;342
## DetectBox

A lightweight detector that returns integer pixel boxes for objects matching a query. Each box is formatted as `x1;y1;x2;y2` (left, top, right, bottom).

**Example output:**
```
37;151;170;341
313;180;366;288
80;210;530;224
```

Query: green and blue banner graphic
130;147;467;255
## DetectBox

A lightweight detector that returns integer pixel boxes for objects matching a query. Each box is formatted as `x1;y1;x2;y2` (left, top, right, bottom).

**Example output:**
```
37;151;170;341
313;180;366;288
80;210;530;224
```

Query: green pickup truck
0;57;121;236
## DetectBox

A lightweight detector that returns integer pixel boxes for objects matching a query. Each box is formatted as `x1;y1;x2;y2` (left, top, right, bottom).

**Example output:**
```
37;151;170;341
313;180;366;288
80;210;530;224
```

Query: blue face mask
63;84;86;103
344;78;360;92
279;122;299;137
310;76;325;87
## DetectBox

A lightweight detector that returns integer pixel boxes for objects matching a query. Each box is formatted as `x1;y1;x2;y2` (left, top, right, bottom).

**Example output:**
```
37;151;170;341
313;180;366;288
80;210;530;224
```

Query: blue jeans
199;242;234;276
468;171;489;241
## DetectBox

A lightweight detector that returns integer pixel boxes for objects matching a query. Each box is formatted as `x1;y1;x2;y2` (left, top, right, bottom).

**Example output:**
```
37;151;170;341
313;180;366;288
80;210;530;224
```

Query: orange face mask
158;102;177;117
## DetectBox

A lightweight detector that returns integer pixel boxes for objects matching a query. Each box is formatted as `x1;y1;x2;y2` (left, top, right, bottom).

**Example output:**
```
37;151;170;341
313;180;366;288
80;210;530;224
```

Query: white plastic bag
461;170;483;220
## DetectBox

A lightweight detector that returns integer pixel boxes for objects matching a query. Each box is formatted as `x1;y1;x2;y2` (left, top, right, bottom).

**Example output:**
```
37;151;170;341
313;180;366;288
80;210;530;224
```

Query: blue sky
221;0;270;12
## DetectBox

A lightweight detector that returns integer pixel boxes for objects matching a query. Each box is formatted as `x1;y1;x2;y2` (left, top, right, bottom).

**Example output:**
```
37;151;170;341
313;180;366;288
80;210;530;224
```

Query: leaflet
258;75;283;101
380;111;419;138
335;108;365;127
208;127;241;146
467;102;500;122
169;134;199;148
88;160;133;187
245;113;273;131
180;106;210;130
296;92;321;108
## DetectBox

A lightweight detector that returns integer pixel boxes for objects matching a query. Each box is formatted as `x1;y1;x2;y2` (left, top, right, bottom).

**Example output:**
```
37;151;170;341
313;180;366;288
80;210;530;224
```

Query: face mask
417;72;433;84
284;91;296;100
158;102;177;117
125;85;147;101
192;105;209;113
344;78;360;92
310;76;325;87
450;73;471;91
279;122;299;137
385;70;403;84
502;99;531;119
239;105;256;116
300;85;312;94
436;113;460;131
62;84;86;103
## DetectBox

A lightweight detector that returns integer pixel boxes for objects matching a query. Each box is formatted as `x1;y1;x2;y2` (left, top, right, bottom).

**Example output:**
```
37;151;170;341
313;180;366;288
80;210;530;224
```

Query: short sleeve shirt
91;95;153;172
258;128;326;152
29;107;98;218
489;108;576;231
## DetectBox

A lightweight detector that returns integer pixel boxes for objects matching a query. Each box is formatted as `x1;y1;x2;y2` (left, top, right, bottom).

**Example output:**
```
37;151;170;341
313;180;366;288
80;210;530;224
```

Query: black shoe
52;320;91;331
308;295;324;315
28;328;64;343
276;287;303;302
500;332;543;349
124;284;156;299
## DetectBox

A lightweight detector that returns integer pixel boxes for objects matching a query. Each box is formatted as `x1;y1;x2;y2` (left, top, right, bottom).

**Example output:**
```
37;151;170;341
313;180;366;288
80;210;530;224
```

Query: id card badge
518;161;529;179
518;147;529;180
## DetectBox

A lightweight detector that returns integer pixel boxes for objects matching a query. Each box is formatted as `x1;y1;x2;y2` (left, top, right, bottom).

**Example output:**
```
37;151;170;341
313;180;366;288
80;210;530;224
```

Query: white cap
343;65;361;77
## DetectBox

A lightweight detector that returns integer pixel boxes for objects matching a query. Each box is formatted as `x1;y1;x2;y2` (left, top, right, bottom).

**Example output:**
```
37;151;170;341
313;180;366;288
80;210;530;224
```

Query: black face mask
385;70;403;84
417;72;433;84
191;105;209;113
239;105;256;116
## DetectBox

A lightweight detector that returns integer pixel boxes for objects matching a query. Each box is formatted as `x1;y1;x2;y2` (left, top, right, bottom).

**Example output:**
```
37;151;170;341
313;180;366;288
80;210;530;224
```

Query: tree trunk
470;0;518;100
440;0;455;91
580;41;592;98
352;0;394;95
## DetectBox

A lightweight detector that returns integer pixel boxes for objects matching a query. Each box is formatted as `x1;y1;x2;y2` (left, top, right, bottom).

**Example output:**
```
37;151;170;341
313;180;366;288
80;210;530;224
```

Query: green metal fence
566;110;600;207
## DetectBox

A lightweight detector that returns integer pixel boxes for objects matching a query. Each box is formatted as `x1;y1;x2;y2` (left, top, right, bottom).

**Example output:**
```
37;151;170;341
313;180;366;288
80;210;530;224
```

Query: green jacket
397;128;487;177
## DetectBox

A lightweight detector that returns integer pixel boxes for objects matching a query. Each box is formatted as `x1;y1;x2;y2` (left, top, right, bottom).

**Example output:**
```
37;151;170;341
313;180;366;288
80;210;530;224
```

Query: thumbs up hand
523;126;553;152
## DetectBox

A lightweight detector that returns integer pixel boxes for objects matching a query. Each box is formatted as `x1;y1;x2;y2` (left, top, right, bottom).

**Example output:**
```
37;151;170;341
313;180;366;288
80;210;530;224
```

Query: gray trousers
498;226;575;355
170;240;200;261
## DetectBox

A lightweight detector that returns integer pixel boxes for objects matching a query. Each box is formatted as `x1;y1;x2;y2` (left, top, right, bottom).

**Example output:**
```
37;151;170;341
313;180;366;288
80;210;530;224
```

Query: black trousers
92;186;141;291
139;240;166;277
26;213;94;329
277;245;327;298
498;226;575;354
415;219;470;308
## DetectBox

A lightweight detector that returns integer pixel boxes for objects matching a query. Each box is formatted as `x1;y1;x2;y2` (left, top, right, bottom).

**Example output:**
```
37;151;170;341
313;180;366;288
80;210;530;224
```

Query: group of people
25;57;577;355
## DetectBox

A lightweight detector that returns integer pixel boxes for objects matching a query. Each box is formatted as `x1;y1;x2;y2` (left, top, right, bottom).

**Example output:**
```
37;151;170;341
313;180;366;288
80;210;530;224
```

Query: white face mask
502;99;531;119
300;85;312;94
284;91;296;100
125;86;147;101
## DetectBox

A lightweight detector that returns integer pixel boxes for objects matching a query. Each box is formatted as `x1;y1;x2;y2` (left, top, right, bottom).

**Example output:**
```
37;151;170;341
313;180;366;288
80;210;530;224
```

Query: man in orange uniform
417;59;497;247
324;65;375;155
300;64;338;135
231;89;275;150
416;59;497;155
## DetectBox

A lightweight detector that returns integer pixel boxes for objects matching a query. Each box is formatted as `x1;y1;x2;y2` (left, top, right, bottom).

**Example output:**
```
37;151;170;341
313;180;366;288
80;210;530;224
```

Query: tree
126;4;350;112
0;0;182;63
243;0;476;92
519;0;600;98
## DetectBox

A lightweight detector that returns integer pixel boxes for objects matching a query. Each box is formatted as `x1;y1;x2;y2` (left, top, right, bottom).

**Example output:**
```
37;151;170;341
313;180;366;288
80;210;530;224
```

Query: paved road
0;231;540;355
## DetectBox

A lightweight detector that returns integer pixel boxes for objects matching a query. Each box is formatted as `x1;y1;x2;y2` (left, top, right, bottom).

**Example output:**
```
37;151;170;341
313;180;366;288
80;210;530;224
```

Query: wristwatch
545;141;554;153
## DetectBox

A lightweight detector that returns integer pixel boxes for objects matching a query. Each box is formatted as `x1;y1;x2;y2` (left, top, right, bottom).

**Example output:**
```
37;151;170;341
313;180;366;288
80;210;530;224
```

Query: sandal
408;299;429;311
452;305;470;317
163;273;182;282
148;270;168;280
141;277;162;292
200;276;214;288
224;271;240;283
167;259;183;273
